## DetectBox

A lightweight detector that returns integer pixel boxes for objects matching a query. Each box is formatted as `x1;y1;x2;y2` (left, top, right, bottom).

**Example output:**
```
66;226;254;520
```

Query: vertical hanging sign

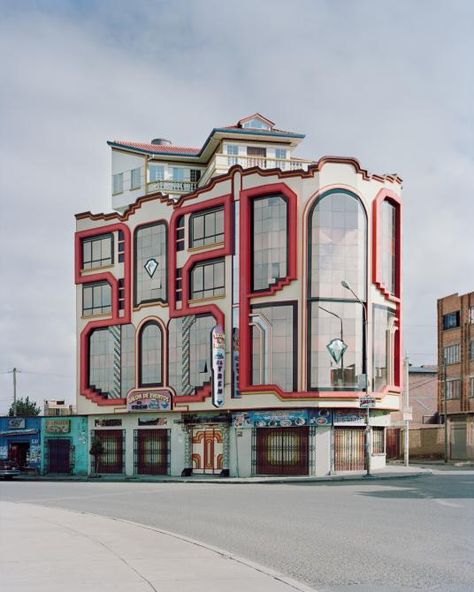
212;325;225;408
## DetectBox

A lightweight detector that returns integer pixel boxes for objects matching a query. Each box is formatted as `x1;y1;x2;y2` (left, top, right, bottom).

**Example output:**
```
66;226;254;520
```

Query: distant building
75;113;403;477
437;291;474;459
43;400;76;416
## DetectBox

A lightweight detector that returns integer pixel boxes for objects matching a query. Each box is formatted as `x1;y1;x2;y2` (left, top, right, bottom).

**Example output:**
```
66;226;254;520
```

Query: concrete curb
14;469;432;484
105;513;318;592
4;501;317;592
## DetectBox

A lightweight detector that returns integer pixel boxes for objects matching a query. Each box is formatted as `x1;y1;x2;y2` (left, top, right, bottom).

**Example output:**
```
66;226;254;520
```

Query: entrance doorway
255;427;309;476
47;439;71;473
192;426;223;475
334;428;365;471
9;442;30;469
136;430;169;475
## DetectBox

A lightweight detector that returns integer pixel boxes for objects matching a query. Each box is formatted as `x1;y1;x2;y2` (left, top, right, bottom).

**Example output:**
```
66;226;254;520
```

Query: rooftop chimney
151;138;172;146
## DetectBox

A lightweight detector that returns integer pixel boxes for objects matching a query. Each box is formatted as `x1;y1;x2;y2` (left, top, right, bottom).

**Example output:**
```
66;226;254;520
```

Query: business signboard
211;325;225;408
333;409;366;426
8;418;25;430
232;409;334;428
127;388;173;412
45;419;71;434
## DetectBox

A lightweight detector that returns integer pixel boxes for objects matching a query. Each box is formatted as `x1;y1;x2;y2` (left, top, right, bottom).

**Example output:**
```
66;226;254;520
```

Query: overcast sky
1;0;473;414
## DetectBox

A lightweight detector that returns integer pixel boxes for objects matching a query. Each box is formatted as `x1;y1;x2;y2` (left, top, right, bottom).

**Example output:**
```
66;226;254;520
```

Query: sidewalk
17;464;432;484
0;501;315;592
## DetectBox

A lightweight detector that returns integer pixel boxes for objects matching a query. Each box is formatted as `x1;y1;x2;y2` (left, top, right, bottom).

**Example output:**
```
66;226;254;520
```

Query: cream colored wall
77;163;402;416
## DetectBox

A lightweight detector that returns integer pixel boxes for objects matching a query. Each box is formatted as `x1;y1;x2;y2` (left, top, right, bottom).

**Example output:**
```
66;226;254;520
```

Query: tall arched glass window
139;322;163;387
307;190;367;390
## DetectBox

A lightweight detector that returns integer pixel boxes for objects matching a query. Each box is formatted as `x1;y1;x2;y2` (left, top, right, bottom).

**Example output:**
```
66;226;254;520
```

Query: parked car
0;460;21;480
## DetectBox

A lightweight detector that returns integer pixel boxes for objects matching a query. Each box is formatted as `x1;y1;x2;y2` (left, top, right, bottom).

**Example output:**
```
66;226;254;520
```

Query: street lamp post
341;280;371;477
318;305;346;386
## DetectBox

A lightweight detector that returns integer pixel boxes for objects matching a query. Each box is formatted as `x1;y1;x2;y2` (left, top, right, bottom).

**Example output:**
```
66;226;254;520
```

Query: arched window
139;322;163;387
307;190;367;390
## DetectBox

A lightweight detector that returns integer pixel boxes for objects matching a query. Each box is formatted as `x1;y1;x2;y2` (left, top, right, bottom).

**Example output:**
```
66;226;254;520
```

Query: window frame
82;281;112;317
189;207;225;249
251;301;298;392
444;344;460;365
130;167;141;190
134;221;168;307
82;233;114;270
138;321;164;388
112;173;123;195
446;378;461;400
190;258;225;300
251;194;289;293
306;189;368;391
443;311;460;330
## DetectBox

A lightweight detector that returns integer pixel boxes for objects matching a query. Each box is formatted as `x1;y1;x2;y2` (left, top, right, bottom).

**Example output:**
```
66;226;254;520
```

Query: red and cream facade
75;115;403;477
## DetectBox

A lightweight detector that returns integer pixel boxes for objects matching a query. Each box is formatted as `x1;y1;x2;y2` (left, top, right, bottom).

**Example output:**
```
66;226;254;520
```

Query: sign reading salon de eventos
126;388;173;412
212;325;225;408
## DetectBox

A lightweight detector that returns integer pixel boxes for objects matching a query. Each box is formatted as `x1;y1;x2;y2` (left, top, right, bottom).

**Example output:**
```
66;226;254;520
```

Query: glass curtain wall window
252;195;288;291
381;201;397;295
190;208;224;248
373;305;396;392
135;222;167;305
307;190;367;390
191;259;225;299
82;235;113;269
83;282;112;316
139;322;163;387
168;315;216;395
251;303;296;392
88;324;135;399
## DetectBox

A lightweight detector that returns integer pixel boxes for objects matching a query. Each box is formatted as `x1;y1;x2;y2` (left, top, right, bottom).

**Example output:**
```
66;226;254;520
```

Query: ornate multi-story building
75;114;402;477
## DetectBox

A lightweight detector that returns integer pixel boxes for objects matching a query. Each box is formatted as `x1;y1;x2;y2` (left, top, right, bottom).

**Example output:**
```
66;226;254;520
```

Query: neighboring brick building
438;291;474;459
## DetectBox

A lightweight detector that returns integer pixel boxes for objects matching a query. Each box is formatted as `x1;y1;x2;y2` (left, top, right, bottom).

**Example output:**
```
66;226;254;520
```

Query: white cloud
1;0;473;412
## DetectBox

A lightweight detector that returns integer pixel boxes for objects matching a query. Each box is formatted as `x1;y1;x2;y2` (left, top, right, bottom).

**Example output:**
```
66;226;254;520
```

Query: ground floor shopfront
0;417;42;472
87;408;390;478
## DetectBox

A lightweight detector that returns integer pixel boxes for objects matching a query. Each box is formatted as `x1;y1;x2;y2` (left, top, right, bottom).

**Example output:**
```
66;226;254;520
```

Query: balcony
199;153;313;187
146;179;199;196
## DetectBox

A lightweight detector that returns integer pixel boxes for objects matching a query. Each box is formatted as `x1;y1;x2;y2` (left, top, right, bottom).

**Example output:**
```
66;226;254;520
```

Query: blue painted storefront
40;416;89;475
0;416;42;472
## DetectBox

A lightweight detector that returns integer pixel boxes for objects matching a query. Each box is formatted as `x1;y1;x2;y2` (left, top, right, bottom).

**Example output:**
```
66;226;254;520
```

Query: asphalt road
1;470;473;591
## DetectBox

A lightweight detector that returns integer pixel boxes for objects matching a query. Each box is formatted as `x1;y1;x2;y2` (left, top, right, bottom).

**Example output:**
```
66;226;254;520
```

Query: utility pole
404;355;410;467
443;361;449;463
8;368;19;417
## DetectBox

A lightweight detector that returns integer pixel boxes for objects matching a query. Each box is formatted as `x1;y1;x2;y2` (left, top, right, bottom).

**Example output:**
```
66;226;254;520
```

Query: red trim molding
75;224;132;406
239;182;298;396
372;188;403;389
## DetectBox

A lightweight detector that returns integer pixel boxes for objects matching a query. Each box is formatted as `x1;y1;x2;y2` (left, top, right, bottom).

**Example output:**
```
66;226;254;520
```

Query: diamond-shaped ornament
326;338;348;364
144;258;159;278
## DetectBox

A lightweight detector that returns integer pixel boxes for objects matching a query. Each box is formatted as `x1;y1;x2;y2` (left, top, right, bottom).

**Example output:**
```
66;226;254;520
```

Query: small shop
134;418;170;476
182;413;231;476
233;409;332;476
0;417;42;473
41;416;88;475
91;418;125;474
333;410;367;471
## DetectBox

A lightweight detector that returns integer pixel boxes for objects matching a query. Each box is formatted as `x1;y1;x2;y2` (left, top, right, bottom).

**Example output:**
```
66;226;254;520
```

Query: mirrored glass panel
252;195;288;291
309;191;366;300
135;222;167;305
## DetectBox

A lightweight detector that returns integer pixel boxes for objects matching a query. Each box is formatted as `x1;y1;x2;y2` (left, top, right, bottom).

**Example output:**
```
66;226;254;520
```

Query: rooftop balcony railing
215;154;312;172
146;179;199;195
